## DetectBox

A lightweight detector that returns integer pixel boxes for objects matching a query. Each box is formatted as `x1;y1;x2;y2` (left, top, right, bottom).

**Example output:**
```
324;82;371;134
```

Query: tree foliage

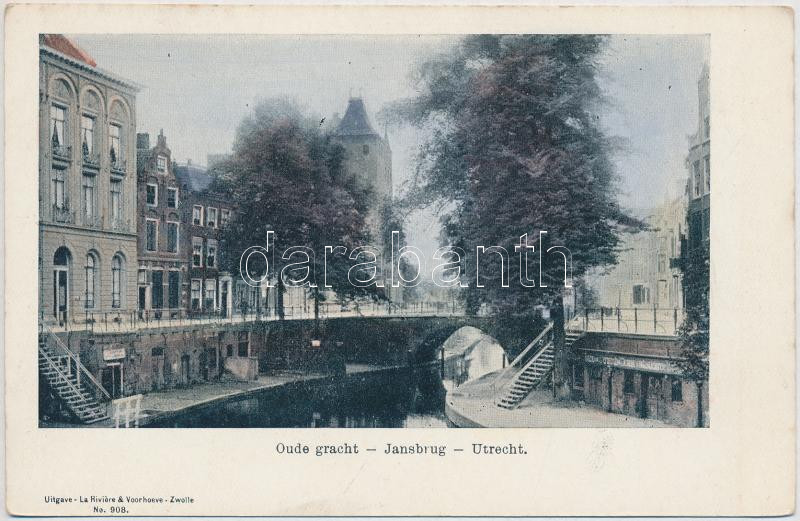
391;35;642;315
677;241;709;381
214;99;384;317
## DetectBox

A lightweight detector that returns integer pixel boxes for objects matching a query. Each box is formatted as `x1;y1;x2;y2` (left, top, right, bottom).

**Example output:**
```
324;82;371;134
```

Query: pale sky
72;34;709;261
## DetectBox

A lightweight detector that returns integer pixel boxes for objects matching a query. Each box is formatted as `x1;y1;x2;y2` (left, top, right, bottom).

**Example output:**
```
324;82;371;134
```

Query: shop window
573;363;584;388
671;377;683;402
238;331;249;357
623;370;635;394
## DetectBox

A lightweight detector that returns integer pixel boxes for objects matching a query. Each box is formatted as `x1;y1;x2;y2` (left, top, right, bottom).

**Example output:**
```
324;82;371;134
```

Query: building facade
586;198;686;312
136;131;188;317
571;333;708;427
686;64;710;249
174;161;234;317
39;35;139;327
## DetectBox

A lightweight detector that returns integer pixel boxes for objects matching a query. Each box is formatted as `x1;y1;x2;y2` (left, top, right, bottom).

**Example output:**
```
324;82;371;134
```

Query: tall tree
391;35;642;399
214;99;383;323
677;242;709;381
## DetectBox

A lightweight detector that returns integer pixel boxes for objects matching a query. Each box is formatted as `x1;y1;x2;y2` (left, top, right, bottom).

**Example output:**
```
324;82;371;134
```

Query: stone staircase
39;327;110;424
495;326;584;410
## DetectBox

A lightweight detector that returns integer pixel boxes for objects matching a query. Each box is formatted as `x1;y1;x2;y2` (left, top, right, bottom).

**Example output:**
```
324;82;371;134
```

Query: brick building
571;333;708;427
39;35;139;327
174;161;234;317
135;130;188;317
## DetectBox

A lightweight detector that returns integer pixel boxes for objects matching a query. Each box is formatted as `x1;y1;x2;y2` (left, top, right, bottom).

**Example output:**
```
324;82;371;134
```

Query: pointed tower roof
335;97;379;137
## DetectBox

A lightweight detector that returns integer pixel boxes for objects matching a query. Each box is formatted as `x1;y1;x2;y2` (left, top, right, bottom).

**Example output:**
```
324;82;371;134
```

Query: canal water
146;327;505;428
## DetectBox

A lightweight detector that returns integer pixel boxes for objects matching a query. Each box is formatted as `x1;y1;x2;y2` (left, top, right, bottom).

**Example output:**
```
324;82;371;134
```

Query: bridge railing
39;301;474;334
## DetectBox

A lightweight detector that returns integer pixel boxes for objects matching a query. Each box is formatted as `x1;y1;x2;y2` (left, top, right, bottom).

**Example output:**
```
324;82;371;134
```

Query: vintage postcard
4;4;795;517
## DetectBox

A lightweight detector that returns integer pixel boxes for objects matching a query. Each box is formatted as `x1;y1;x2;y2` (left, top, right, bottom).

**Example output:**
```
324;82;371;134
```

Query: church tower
333;97;400;301
333;97;392;210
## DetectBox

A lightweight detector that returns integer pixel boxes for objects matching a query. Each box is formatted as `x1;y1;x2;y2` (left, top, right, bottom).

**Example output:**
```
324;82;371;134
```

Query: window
671;377;683;401
110;179;122;223
204;279;216;310
573;363;584;388
206;239;217;268
704;155;710;192
623;371;635;394
632;284;650;305
226;345;234;357
657;254;666;274
81;115;94;156
145;219;158;252
166;222;179;253
692;160;701;197
82;174;95;221
109;123;122;164
192;205;203;226
111;255;123;308
220;209;230;226
704;116;710;139
167;187;178;208
207;207;218;228
51;171;65;209
157;155;167;173
192;237;203;267
238;331;249;357
362;144;369;155
50;105;66;151
146;183;157;206
85;254;96;309
191;279;202;310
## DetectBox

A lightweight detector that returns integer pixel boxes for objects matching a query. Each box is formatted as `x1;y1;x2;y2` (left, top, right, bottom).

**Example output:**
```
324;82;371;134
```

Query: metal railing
39;322;111;401
490;322;553;391
568;306;684;336
41;301;476;334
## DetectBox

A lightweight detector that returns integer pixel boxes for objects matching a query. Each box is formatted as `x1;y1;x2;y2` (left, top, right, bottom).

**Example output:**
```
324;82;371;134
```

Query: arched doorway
53;247;71;324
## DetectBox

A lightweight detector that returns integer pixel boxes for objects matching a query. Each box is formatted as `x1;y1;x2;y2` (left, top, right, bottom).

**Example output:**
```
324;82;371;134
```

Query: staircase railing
38;346;95;406
39;322;111;402
490;322;553;391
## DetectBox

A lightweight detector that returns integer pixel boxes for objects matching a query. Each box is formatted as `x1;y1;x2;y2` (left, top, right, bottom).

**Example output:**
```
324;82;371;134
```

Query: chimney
136;133;150;150
187;159;192;166
156;128;167;148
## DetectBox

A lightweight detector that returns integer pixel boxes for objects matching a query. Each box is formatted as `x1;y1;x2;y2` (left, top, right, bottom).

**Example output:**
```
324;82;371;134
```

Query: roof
41;34;96;67
174;163;215;193
335;98;379;137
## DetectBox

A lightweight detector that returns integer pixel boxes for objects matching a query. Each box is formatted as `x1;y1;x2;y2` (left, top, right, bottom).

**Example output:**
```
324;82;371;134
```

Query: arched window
52;247;71;319
85;253;97;309
111;254;123;308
